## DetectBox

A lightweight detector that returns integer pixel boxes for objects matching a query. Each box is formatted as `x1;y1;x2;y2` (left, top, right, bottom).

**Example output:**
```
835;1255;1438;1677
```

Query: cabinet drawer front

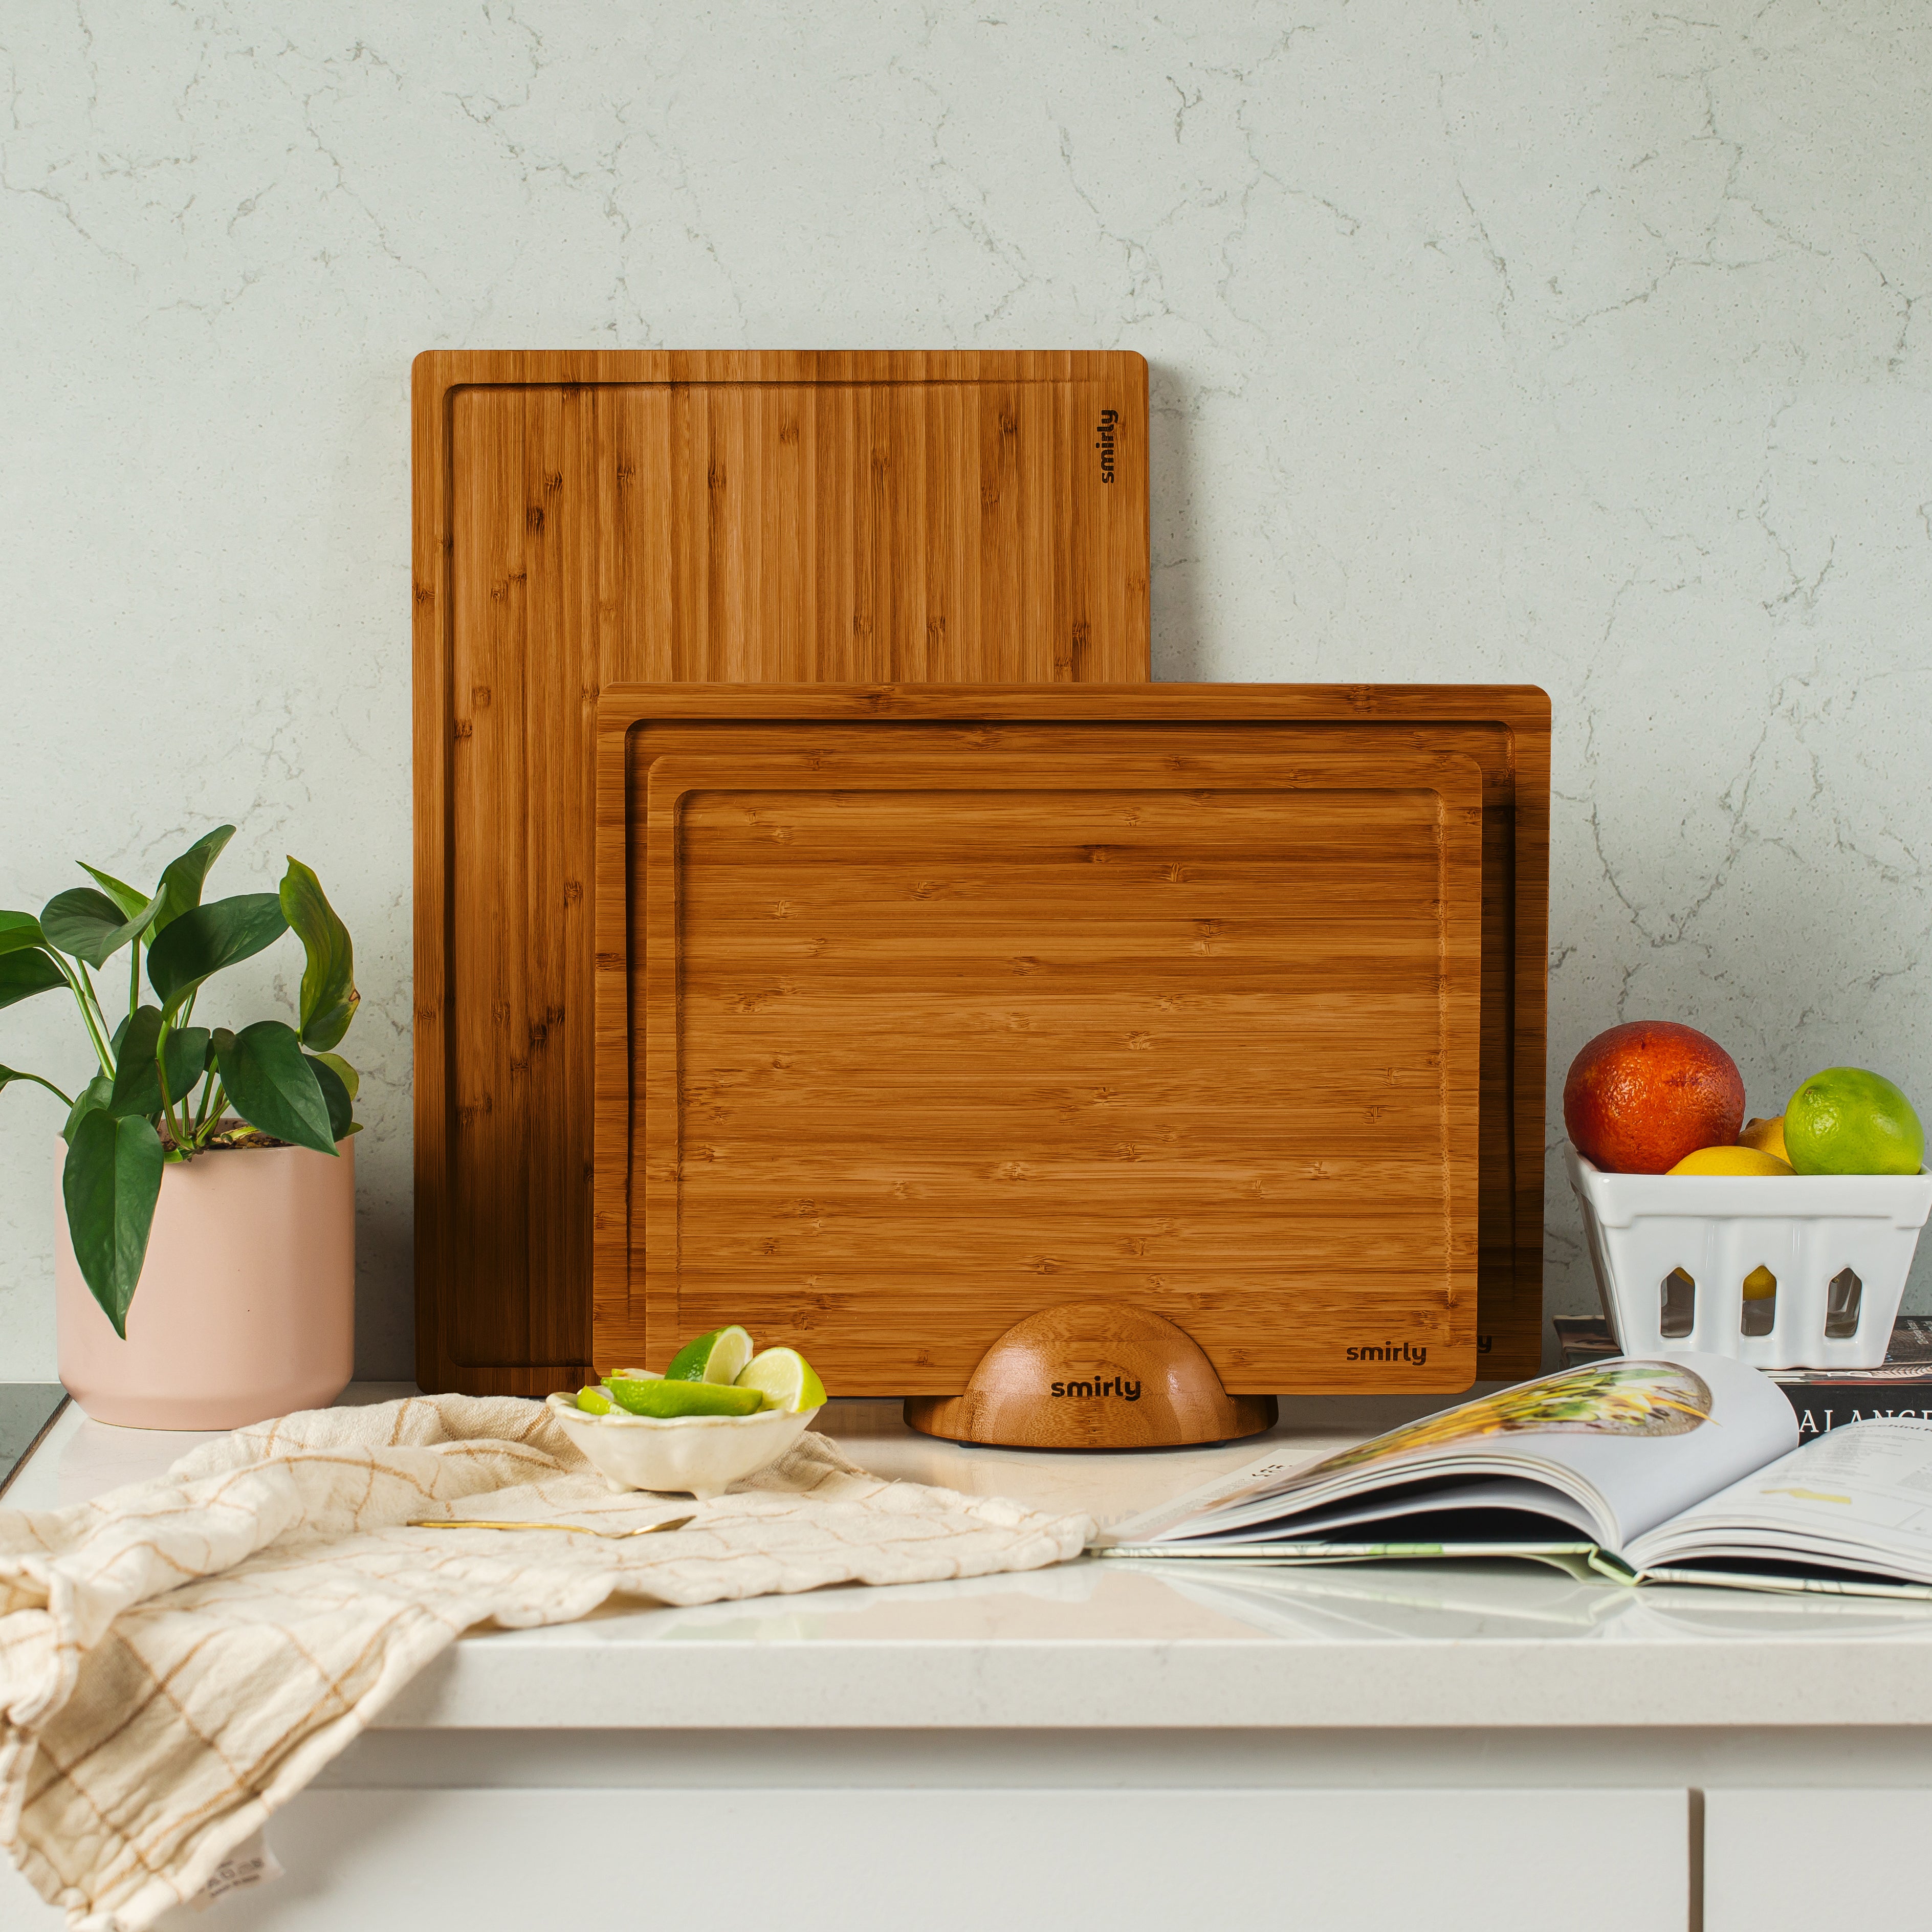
1707;1788;1932;1930
56;1786;1684;1932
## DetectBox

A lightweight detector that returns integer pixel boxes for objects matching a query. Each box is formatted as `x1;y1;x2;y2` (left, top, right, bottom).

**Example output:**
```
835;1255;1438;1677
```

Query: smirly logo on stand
1050;1374;1141;1401
1094;408;1118;483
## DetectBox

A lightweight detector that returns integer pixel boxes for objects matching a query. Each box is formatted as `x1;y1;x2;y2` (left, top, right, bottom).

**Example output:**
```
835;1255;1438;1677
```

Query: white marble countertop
15;1385;1932;1734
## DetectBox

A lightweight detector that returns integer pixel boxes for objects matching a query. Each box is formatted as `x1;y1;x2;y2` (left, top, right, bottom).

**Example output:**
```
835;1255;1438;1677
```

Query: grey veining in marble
2;3;1928;1378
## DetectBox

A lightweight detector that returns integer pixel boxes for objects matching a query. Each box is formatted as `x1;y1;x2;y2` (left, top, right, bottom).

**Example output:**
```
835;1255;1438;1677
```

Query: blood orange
1563;1021;1746;1174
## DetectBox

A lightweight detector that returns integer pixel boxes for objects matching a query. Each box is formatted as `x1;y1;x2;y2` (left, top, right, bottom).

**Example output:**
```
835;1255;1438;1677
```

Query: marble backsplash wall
2;2;1927;1380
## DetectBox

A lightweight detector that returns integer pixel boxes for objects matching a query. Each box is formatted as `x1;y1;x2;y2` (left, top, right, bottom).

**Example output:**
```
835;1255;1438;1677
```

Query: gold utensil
406;1514;696;1539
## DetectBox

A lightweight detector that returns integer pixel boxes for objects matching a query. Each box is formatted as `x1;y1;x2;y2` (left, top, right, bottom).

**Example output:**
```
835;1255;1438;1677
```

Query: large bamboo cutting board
592;686;1516;1396
413;352;1151;1394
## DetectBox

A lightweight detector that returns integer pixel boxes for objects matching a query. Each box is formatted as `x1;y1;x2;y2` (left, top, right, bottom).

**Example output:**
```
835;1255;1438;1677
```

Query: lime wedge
575;1386;613;1415
604;1377;764;1419
602;1367;662;1384
734;1347;826;1413
665;1326;755;1385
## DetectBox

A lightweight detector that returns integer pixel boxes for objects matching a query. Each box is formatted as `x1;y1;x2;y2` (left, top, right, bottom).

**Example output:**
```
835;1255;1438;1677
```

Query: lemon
575;1385;613;1415
1786;1068;1925;1176
1667;1145;1794;1176
735;1347;827;1413
665;1326;755;1385
1742;1265;1777;1301
605;1377;765;1418
1739;1115;1789;1163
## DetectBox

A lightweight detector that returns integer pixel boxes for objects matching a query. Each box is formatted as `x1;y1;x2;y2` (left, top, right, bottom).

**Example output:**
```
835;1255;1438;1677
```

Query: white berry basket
1566;1148;1932;1370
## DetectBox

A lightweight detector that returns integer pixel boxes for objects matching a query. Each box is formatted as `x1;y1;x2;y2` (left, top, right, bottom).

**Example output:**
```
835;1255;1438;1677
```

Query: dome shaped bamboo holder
903;1302;1278;1449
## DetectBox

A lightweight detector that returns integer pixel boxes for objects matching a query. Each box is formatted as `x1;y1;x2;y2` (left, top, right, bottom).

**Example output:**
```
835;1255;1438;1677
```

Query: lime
665;1326;755;1385
604;1377;764;1418
602;1367;662;1384
734;1347;827;1413
1786;1068;1925;1176
575;1385;613;1415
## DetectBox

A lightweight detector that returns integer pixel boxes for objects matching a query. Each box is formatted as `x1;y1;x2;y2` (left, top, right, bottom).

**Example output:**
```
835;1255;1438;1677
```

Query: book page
1178;1476;1605;1542
1105;1353;1796;1552
1627;1416;1932;1585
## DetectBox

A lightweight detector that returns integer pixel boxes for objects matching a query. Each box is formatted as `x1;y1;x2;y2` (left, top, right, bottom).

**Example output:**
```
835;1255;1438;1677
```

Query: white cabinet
102;1786;1691;1932
1706;1788;1932;1931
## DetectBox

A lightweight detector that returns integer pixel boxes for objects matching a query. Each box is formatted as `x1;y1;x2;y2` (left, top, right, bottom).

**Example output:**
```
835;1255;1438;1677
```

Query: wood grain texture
594;686;1505;1397
591;684;1551;1388
904;1302;1280;1447
413;352;1151;1393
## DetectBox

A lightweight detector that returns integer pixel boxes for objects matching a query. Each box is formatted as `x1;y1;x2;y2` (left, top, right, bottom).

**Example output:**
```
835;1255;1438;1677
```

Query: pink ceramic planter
55;1136;355;1430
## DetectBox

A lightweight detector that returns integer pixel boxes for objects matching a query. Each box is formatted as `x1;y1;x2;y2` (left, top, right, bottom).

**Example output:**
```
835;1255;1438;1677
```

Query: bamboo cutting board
413;352;1151;1394
592;686;1503;1396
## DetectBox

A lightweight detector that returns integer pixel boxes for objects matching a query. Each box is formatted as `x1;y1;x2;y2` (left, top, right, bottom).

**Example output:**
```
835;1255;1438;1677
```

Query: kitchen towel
0;1394;1092;1930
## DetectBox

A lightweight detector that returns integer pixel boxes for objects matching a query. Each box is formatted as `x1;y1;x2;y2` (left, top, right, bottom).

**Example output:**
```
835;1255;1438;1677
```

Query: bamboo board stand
412;351;1152;1394
905;1303;1280;1447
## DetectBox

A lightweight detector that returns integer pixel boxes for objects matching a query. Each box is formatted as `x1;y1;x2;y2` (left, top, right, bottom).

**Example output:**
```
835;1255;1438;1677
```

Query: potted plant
1;825;362;1429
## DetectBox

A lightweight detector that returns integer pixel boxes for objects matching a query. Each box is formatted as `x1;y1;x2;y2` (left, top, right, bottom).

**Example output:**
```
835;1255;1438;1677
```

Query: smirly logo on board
1051;1374;1142;1402
1346;1342;1430;1366
1094;408;1118;483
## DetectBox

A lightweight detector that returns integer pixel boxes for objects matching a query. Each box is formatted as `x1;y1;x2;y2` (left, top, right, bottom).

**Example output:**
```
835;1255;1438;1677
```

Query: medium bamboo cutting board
412;352;1151;1394
591;685;1527;1397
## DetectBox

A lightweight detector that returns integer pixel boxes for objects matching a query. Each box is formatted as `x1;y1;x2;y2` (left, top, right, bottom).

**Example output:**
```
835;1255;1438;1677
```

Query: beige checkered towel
0;1395;1091;1930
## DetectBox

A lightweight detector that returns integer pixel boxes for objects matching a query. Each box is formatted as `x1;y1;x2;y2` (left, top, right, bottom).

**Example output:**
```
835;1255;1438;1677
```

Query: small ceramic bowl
545;1392;821;1499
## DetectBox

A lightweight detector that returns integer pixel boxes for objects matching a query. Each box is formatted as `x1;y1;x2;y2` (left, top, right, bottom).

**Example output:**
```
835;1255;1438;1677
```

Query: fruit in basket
1563;1022;1746;1174
1785;1068;1925;1176
1739;1115;1789;1162
1666;1145;1794;1177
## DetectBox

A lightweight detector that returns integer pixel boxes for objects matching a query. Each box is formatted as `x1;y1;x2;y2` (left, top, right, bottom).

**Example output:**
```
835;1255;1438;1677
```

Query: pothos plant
0;825;360;1337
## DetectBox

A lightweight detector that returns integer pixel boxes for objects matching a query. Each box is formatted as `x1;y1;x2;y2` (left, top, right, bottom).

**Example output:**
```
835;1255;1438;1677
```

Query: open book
1099;1353;1932;1598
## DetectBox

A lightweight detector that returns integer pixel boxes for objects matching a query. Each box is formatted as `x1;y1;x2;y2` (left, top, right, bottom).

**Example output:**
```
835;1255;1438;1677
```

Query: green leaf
279;859;359;1051
150;826;236;939
78;865;149;921
107;1006;165;1116
163;1025;213;1107
312;1050;360;1101
40;887;155;968
62;1111;164;1338
146;893;288;1020
167;1027;212;1105
106;1006;211;1119
217;1020;337;1155
0;949;67;1012
305;1052;354;1144
62;1073;112;1143
0;911;48;958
